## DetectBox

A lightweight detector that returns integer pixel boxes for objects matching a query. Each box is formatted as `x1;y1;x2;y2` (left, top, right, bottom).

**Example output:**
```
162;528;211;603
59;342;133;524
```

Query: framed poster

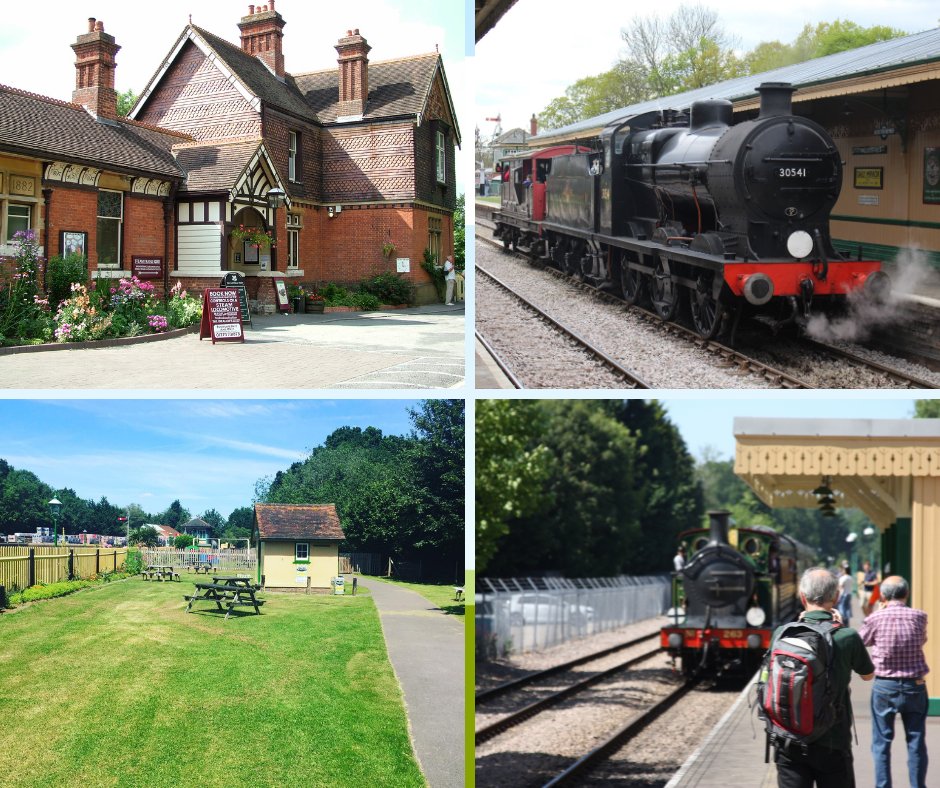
925;148;940;204
61;230;87;258
854;167;883;190
243;242;259;263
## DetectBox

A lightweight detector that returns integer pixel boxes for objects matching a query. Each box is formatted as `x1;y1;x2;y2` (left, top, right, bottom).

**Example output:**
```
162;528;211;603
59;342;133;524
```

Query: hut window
295;542;309;561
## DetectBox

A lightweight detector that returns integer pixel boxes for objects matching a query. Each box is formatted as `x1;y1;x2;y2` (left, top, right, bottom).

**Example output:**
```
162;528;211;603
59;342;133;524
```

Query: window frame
96;189;123;269
288;131;298;182
287;227;300;269
435;129;446;184
5;203;31;242
428;215;442;264
295;542;309;561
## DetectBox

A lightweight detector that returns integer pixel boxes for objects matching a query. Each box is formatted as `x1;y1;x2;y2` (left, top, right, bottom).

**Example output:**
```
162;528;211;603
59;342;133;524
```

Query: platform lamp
846;531;858;574
266;187;286;272
48;497;62;547
813;476;837;517
863;525;876;567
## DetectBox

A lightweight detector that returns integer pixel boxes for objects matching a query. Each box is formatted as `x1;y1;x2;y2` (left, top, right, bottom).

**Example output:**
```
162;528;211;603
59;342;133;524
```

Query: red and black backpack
756;618;842;752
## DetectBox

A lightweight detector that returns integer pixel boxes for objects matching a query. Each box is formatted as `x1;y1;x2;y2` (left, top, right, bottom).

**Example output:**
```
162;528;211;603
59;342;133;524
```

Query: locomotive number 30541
777;167;807;178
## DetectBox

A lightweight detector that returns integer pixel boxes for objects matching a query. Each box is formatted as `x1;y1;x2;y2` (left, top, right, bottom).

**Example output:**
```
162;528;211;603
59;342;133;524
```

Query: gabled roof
0;84;187;179
173;137;264;193
254;504;345;541
535;26;940;144
180;518;212;532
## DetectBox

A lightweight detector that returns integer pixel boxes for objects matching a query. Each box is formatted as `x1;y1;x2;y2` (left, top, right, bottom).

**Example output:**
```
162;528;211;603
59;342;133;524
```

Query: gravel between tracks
475;234;774;389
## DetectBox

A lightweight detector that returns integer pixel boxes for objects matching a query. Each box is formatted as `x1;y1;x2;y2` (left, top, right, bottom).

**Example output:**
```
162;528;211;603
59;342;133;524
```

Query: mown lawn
0;579;425;788
368;576;465;620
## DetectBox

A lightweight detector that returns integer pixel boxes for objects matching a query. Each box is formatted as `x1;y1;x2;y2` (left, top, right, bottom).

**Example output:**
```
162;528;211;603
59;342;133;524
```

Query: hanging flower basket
231;225;276;248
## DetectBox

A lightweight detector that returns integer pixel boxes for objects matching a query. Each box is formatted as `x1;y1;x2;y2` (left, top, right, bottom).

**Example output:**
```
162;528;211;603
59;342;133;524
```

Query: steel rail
475;646;662;744
476;632;659;704
474;330;524;389
476;265;652;389
541;679;699;787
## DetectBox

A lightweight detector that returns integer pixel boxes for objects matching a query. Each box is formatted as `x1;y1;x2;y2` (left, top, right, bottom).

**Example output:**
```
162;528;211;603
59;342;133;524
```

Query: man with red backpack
761;567;875;787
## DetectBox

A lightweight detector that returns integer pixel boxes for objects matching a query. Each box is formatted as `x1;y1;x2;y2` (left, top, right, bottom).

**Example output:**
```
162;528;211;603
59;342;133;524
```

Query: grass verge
0;580;425;787
367;576;465;620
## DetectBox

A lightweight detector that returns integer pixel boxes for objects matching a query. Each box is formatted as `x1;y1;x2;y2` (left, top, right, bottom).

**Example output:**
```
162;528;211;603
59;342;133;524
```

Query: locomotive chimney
707;510;731;545
757;82;796;119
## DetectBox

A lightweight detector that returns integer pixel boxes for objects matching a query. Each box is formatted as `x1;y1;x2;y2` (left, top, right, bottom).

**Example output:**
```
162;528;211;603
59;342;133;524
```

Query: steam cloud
804;248;934;343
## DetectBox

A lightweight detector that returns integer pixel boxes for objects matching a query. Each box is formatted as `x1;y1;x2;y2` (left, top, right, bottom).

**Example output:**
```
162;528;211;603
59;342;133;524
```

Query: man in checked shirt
858;576;929;788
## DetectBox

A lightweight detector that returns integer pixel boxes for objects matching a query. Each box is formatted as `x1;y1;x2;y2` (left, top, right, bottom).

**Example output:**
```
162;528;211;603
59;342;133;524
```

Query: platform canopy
734;417;940;708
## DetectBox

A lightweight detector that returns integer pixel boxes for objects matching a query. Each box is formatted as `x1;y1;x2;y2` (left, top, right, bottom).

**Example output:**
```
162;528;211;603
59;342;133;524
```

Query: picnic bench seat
183;580;265;620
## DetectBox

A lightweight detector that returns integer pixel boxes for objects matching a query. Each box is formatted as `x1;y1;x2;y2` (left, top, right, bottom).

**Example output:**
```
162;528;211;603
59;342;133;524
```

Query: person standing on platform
773;568;875;788
861;560;881;617
858;576;929;788
838;562;854;626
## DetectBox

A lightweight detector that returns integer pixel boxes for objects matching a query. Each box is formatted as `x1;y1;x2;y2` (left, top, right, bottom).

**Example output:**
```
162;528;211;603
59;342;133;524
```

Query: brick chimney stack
238;1;286;78
335;29;371;118
71;18;120;119
530;113;538;137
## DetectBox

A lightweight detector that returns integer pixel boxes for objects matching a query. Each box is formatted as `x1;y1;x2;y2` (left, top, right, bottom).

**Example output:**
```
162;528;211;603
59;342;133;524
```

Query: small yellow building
253;504;345;590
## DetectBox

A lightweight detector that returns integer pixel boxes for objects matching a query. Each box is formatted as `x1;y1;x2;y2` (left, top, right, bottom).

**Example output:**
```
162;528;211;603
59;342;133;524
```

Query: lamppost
48;497;62;547
846;531;858;573
863;526;876;567
82;529;87;545
266;187;286;271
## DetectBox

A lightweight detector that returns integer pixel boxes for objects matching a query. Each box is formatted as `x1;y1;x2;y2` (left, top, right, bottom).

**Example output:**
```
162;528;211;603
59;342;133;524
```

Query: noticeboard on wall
854;167;883;190
925;148;940;204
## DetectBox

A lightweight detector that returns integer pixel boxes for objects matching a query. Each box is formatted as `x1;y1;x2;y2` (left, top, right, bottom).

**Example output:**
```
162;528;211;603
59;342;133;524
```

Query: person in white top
837;562;854;625
443;254;456;305
673;545;686;572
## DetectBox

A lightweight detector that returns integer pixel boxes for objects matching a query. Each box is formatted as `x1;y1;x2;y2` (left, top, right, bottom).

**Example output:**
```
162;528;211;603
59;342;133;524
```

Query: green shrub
321;282;348;302
351;291;380;311
360;272;414;305
8;579;94;605
47;253;88;307
421;248;445;301
124;548;144;575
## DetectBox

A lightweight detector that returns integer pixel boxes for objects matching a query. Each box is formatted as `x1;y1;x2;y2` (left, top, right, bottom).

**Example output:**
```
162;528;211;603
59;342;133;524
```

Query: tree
125;503;151;531
914;400;940;418
475;400;553;571
0;466;53;536
174;534;195;548
159;500;190;530
129;525;158;547
226;506;255;542
200;508;226;539
116;89;137;117
453;194;465;271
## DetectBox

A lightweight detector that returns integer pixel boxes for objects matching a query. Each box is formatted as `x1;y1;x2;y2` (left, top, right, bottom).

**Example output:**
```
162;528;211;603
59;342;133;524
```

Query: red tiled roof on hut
253;504;345;541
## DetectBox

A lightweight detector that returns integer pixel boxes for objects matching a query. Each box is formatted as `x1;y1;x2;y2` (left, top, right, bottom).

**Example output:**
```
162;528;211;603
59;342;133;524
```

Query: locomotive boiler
660;510;816;676
493;82;888;340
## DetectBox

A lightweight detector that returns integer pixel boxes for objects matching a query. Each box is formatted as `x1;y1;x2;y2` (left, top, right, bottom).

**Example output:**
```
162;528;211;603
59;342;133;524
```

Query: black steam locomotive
661;510;816;676
494;82;887;339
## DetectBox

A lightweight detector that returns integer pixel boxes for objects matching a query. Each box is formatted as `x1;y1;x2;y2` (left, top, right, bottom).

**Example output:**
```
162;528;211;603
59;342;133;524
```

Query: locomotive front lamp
745;606;766;627
787;230;814;259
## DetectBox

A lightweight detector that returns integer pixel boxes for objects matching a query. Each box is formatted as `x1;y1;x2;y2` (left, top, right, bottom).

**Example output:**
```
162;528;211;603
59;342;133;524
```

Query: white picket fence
140;547;255;574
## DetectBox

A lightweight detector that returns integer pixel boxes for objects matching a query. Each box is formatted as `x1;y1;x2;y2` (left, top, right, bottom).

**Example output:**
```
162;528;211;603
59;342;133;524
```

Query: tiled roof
536;26;940;141
0;84;187;179
181;518;211;531
191;26;318;121
294;53;441;123
254;504;345;541
173;138;262;193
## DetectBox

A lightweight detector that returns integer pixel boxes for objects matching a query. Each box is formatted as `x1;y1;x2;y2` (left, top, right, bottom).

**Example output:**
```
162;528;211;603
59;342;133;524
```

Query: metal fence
0;545;128;592
140;547;255;574
475;575;671;660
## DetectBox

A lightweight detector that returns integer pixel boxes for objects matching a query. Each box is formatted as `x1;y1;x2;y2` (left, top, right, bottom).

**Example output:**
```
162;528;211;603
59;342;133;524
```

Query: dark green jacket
771;610;875;749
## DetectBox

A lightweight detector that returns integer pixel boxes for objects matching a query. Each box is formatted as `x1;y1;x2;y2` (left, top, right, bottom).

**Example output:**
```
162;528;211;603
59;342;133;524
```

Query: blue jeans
871;677;929;787
837;592;852;626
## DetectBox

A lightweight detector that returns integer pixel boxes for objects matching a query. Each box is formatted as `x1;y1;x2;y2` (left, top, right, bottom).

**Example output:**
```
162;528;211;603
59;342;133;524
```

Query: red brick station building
0;3;460;305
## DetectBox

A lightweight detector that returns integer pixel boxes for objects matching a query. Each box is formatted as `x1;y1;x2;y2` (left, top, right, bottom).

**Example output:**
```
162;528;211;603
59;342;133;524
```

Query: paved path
357;576;464;788
0;304;465;389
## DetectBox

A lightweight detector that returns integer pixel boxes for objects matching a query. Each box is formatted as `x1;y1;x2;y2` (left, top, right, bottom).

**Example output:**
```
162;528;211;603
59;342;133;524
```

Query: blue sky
0;399;424;520
661;395;923;461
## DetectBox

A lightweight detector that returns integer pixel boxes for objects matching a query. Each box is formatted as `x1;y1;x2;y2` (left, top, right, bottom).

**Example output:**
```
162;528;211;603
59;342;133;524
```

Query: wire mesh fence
475;574;671;660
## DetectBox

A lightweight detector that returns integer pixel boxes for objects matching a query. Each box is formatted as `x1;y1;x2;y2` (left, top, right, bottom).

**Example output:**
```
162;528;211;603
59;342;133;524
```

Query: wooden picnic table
184;577;264;620
143;564;180;581
188;564;215;575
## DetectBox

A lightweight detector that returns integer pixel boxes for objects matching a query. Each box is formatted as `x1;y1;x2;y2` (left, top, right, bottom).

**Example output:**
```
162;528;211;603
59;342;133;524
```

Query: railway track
477;264;652;388
476;223;940;389
541;678;699;787
476;635;661;744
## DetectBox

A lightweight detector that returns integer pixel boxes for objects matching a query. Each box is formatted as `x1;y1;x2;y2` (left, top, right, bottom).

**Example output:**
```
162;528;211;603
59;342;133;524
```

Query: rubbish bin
332;576;345;595
292;296;301;313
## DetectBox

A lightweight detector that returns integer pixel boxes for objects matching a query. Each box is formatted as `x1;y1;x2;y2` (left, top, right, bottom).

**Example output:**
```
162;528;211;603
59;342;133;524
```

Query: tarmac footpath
0;304;465;390
356;576;464;788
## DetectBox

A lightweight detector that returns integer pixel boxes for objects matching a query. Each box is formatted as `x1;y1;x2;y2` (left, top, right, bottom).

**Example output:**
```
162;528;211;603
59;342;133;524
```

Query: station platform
668;615;940;787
